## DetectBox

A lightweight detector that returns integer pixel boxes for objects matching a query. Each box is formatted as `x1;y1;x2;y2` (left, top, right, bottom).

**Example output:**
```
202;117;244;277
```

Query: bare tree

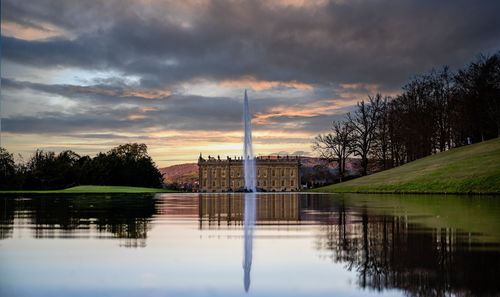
347;94;382;176
373;96;391;169
312;121;354;181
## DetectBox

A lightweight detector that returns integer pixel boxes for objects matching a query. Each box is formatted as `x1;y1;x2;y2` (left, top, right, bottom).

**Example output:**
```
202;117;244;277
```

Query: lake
1;193;499;297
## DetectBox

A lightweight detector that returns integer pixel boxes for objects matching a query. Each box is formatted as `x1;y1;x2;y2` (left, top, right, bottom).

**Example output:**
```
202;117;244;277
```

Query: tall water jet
242;89;256;292
243;89;256;192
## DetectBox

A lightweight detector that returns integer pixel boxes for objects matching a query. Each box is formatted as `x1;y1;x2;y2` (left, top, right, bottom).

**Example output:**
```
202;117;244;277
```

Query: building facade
198;155;300;192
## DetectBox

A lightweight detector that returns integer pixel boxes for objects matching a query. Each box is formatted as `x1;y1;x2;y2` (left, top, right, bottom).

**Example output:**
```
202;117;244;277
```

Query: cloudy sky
2;0;500;166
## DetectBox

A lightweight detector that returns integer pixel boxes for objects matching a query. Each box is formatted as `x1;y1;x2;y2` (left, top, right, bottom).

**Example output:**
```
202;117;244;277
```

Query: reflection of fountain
243;192;255;292
243;90;256;292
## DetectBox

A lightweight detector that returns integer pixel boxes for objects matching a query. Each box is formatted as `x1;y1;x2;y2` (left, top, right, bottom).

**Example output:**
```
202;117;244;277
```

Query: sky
1;0;500;167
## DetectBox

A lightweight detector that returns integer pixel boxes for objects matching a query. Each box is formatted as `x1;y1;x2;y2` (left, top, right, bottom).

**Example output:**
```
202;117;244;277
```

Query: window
203;169;207;177
203;179;207;187
222;169;226;177
272;180;276;187
212;181;216;187
212;169;216;178
281;180;284;186
281;169;285;177
263;180;267;186
291;169;295;177
291;180;294;187
237;171;241;177
257;180;260;187
222;180;225;187
258;169;260;177
272;169;275;177
264;169;267;177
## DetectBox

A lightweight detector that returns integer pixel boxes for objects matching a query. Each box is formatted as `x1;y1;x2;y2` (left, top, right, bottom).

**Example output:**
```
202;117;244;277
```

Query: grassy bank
310;137;500;194
0;185;180;194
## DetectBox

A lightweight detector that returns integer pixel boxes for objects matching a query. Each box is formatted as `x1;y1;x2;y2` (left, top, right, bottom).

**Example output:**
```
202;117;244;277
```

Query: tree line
0;143;163;190
313;52;500;179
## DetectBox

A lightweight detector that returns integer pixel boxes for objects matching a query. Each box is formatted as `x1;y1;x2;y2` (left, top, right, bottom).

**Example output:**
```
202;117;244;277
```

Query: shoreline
305;189;500;196
0;185;182;195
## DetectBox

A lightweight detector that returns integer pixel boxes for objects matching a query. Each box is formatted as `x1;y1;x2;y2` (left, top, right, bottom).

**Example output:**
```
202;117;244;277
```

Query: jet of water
242;90;256;292
243;89;256;192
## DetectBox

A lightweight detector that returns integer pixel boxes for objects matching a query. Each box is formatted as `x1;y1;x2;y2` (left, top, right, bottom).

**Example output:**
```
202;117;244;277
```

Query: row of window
202;179;295;188
202;168;296;178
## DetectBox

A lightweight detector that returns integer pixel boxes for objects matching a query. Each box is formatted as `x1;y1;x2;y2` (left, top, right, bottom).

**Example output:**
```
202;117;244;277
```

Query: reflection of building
198;155;300;192
199;194;300;227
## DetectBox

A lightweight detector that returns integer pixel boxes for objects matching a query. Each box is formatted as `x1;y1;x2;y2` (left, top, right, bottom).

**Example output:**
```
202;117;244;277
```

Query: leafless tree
373;96;391;169
347;94;383;176
312;121;354;181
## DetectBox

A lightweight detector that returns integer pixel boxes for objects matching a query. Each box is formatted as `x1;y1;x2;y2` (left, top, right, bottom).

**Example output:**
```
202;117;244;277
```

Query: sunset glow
2;0;499;166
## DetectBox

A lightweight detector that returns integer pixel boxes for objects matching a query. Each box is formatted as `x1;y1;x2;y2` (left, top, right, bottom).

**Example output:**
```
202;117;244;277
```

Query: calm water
1;193;500;297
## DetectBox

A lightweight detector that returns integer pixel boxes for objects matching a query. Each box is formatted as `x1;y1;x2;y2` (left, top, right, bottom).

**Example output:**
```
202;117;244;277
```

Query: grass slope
0;185;179;194
311;137;500;194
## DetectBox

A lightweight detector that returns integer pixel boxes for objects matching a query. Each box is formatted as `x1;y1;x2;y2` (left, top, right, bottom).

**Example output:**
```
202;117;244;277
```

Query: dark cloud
3;0;500;163
2;78;171;104
3;77;348;135
2;88;345;136
4;0;500;90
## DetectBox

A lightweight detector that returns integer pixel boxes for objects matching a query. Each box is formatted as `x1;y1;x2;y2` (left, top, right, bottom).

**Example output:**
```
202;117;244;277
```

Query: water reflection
317;210;500;297
243;192;256;292
197;193;500;296
198;193;300;226
0;194;159;247
1;193;500;297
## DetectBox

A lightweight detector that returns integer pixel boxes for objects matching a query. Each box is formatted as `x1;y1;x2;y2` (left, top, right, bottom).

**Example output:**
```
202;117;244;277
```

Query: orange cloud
141;107;158;112
127;114;147;120
121;89;171;99
3;21;70;40
253;99;353;124
338;83;401;100
220;76;313;91
264;0;328;8
69;86;118;96
125;107;159;120
68;86;170;99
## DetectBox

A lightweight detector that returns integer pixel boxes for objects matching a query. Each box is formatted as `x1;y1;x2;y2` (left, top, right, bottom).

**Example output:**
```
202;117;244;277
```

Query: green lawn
0;185;180;194
310;137;500;194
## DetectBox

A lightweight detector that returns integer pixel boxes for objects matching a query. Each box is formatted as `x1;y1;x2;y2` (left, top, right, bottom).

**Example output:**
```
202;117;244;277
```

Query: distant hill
159;163;199;186
311;137;500;194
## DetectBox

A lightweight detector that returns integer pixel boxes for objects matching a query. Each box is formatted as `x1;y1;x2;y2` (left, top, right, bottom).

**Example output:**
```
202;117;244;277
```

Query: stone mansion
198;155;301;192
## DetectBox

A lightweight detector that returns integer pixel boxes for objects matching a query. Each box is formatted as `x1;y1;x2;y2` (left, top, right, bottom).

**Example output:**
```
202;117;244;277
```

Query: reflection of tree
0;195;159;248
0;198;16;239
317;204;500;297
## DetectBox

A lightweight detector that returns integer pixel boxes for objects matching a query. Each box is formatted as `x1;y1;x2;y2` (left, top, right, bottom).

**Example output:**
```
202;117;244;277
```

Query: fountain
243;89;256;192
242;90;256;292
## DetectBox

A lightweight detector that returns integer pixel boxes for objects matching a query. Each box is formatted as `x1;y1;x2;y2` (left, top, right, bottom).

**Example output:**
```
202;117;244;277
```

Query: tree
313;52;499;178
23;150;82;190
313;121;354;181
110;143;148;160
347;94;382;176
373;96;391;169
0;148;19;190
454;53;500;142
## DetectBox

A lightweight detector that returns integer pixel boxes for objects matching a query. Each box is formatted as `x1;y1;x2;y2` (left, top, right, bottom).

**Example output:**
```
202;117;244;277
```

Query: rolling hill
311;137;500;194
